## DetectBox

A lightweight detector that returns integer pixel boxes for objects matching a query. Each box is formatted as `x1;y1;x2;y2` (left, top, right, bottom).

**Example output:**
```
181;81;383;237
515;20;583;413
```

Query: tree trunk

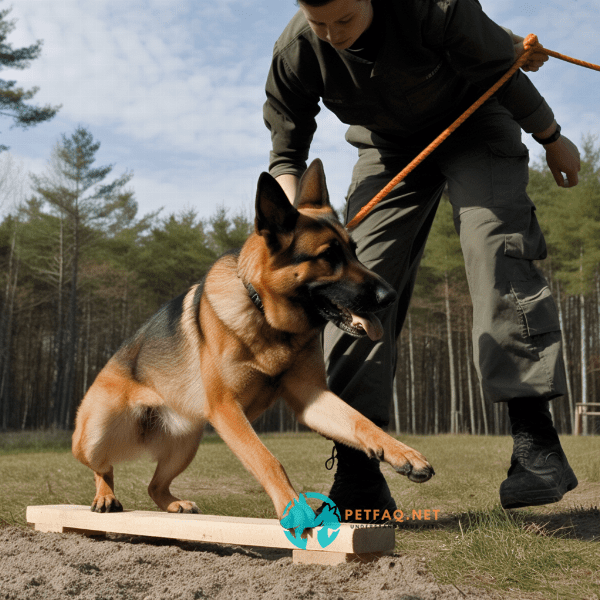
405;347;411;432
479;382;489;436
493;402;500;436
580;297;588;434
408;313;416;435
0;229;19;430
279;398;284;433
21;309;35;429
433;357;439;435
0;239;20;431
579;249;588;434
555;281;574;432
393;338;401;434
444;272;458;433
464;309;476;434
392;375;401;435
596;272;600;375
51;217;65;427
457;328;464;433
421;334;426;434
82;296;91;398
58;214;79;429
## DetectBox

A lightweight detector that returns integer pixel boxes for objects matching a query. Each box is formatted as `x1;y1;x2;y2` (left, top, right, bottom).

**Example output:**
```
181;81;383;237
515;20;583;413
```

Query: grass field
1;431;598;599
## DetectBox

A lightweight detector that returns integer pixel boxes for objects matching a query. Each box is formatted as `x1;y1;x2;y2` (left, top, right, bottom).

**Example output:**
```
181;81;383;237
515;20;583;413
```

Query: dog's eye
318;244;343;267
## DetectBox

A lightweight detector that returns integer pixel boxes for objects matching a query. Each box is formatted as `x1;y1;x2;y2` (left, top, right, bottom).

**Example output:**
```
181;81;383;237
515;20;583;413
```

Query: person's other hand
545;135;581;188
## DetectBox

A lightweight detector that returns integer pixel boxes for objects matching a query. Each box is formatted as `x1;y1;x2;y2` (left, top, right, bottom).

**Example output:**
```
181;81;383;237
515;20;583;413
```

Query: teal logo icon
280;492;341;550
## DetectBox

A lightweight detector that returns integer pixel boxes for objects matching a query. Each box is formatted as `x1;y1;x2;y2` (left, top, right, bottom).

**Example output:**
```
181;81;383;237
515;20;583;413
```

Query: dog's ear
255;172;299;248
293;159;332;210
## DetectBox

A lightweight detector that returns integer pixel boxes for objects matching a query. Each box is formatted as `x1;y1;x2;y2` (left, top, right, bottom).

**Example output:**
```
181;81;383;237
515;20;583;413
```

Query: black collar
244;282;264;314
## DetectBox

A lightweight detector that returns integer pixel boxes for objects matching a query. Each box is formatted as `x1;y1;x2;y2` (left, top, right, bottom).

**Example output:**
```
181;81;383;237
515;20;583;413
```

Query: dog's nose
375;283;396;308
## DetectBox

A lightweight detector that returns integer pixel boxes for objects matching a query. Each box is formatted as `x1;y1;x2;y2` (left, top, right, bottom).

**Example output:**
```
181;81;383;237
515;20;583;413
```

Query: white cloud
5;0;266;150
1;0;599;222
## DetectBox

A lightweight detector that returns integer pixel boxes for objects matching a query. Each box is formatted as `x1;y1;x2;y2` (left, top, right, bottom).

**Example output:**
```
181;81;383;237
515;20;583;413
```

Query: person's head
297;0;373;51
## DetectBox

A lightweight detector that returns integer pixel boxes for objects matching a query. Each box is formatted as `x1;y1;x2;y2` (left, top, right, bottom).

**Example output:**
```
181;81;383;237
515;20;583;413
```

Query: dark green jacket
264;0;554;178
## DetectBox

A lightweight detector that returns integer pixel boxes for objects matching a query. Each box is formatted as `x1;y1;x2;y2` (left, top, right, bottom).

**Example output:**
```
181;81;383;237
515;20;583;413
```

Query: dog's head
243;159;396;339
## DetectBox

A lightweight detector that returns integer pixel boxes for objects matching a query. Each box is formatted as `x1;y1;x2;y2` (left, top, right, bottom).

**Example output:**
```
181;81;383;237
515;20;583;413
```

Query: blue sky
1;0;599;221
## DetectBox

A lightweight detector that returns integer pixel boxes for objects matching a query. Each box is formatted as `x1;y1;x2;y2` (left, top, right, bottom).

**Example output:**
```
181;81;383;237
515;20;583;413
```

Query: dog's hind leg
147;430;202;514
73;404;131;513
73;393;126;512
72;412;126;513
91;468;122;513
72;364;146;513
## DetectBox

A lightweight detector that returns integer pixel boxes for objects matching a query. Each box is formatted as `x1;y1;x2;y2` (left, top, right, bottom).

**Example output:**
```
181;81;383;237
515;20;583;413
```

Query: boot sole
501;469;578;509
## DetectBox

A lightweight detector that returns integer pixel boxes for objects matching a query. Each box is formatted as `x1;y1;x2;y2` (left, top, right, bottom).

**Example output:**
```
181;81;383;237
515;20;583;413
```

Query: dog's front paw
396;462;435;482
91;495;123;513
386;445;434;483
167;500;200;514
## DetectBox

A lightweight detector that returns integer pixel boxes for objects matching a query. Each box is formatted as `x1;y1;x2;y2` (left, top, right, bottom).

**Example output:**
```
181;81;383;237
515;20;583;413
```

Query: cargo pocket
504;208;548;262
487;134;533;209
510;280;561;337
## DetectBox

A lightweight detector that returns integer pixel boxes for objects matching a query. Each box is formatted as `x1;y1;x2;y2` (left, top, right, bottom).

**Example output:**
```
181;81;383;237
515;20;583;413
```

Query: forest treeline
1;127;599;435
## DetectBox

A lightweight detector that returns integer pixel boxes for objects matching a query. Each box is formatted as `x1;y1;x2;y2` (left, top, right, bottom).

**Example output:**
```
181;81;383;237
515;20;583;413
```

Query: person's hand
503;28;549;72
545;135;581;188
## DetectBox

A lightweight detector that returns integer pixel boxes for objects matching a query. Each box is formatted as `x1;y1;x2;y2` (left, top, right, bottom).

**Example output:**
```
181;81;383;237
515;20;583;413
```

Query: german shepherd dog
72;159;434;520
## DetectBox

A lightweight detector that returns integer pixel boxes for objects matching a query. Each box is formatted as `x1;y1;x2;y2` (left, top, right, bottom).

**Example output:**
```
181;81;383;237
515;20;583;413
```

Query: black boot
500;399;578;509
322;442;397;523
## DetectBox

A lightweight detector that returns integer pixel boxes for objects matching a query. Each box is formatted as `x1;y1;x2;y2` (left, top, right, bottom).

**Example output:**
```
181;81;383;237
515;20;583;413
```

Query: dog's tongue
350;311;383;341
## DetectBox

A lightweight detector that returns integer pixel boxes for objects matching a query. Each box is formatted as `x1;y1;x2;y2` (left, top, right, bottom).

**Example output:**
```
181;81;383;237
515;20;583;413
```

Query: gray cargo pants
324;100;567;426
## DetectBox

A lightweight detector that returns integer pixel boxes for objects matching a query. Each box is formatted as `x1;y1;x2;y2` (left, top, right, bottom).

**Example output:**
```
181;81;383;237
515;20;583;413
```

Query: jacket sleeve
263;47;322;179
428;0;554;133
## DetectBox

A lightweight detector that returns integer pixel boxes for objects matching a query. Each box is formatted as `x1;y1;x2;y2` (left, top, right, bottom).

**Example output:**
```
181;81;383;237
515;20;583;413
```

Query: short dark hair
296;0;336;6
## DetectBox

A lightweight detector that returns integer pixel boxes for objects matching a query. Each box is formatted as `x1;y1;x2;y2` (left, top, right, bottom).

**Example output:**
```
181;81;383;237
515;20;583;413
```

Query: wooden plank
293;549;390;565
26;505;395;561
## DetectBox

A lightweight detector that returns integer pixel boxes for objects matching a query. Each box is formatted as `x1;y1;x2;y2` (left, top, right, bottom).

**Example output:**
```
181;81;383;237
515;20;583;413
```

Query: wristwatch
532;123;561;145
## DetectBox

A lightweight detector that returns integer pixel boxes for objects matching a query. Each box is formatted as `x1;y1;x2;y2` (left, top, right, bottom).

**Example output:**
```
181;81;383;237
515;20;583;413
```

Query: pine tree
208;206;254;256
0;2;60;151
136;210;216;307
30;127;137;428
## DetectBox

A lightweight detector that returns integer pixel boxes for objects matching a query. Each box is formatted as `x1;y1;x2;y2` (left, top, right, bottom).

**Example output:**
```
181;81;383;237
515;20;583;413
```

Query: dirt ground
0;524;512;600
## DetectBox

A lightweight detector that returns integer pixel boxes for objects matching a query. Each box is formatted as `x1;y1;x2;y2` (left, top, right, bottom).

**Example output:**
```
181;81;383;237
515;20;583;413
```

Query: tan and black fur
72;159;434;519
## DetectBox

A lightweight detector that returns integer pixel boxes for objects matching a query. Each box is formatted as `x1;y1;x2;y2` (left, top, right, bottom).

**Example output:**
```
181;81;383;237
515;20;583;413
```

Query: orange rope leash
346;34;600;230
542;48;600;72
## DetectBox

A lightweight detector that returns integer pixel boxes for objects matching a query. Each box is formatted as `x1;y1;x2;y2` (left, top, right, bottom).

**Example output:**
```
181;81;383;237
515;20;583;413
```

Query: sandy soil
0;524;507;600
4;482;598;600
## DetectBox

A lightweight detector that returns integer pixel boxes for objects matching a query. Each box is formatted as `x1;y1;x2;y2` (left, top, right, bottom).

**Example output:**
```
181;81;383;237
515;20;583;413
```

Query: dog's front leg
281;356;434;483
206;393;299;519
